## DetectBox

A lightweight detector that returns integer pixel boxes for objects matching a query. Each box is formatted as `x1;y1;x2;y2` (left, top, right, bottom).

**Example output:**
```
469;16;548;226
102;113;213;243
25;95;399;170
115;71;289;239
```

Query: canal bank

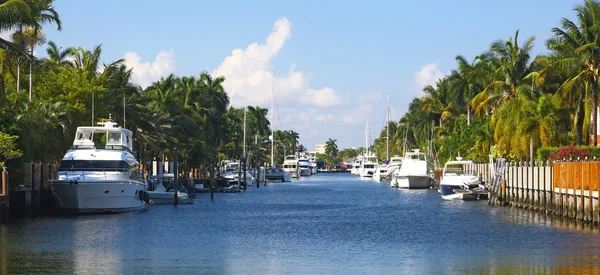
1;173;600;274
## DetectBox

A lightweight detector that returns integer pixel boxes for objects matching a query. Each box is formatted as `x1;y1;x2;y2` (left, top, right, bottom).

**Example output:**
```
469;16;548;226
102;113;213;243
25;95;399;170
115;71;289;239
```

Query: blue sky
32;0;582;149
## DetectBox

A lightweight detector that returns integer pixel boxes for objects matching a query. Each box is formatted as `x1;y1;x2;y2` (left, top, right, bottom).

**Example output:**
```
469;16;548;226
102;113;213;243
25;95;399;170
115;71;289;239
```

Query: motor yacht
50;117;148;213
390;149;431;189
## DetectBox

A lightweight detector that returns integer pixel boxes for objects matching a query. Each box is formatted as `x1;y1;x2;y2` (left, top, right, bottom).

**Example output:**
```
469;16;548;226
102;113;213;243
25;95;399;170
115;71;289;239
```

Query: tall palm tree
17;0;61;101
471;30;539;116
448;55;487;125
325;138;338;157
421;78;455;129
0;0;30;50
44;40;73;66
549;0;600;146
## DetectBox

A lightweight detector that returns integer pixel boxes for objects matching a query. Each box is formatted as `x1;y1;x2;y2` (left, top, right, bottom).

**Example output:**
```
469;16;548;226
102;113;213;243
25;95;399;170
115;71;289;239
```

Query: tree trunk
592;84;597;146
209;161;215;199
576;98;584;145
16;58;20;92
467;104;471;126
0;73;5;109
29;46;33;101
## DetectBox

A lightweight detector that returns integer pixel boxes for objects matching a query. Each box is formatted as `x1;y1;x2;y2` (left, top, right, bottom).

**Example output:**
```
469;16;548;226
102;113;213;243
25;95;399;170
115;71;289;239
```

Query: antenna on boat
123;93;126;128
92;92;94;125
270;66;275;166
123;93;126;129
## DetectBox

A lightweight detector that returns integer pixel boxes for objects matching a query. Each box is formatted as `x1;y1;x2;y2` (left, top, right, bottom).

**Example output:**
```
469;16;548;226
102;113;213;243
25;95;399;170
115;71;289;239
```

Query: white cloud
211;17;341;108
300;87;342;107
124;49;176;89
414;61;443;90
342;90;383;125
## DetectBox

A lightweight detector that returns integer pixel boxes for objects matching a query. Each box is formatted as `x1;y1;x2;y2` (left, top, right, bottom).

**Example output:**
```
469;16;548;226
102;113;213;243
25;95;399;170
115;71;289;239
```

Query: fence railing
473;160;600;223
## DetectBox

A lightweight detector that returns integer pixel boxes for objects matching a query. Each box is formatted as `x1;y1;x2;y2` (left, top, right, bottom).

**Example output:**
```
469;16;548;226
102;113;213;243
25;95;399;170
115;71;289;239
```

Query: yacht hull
300;168;311;177
395;175;431;189
359;168;375;177
51;180;146;213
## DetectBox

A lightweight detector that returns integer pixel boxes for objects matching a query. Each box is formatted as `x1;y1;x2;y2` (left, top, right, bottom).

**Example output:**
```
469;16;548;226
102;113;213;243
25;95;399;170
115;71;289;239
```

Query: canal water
1;173;600;274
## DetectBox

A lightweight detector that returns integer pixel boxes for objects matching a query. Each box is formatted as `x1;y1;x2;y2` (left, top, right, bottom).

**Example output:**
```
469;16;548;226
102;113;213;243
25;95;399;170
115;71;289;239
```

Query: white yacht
439;157;486;200
350;156;363;175
359;154;378;177
390;149;431;189
298;156;311;177
50;117;147;213
283;155;300;179
308;156;318;175
383;156;403;185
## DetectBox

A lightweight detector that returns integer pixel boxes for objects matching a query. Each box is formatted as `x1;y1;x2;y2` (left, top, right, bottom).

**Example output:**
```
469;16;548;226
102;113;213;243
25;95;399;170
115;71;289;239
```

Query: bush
538;145;600;162
537;147;559;161
547;145;590;161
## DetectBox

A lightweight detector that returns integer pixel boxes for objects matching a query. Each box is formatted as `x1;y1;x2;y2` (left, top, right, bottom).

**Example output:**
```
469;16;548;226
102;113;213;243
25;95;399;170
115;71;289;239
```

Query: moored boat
439;157;487;200
50;117;148;213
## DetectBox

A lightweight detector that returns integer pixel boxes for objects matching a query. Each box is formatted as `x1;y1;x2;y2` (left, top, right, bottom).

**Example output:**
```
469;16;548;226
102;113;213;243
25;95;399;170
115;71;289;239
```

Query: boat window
59;160;130;170
107;132;122;145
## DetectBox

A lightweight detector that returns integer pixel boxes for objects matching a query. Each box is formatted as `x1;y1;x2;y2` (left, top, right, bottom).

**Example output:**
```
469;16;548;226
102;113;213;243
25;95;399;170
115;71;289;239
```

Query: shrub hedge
538;146;600;161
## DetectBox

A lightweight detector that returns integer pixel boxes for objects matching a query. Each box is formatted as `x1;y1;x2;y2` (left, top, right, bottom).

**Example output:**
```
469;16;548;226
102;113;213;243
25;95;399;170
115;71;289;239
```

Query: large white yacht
298;156;311;177
359;153;378;177
50;117;147;213
350;156;363;175
390;149;431;189
283;155;300;179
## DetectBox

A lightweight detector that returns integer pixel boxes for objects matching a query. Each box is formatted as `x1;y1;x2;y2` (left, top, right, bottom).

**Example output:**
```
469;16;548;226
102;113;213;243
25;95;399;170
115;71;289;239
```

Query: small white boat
50;117;147;213
390;149;431;189
439;157;486;200
308;156;318;175
375;156;402;182
147;182;193;205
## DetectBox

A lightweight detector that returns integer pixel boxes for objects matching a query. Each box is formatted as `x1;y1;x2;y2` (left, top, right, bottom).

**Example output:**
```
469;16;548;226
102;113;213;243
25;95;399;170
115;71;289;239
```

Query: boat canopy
72;119;133;151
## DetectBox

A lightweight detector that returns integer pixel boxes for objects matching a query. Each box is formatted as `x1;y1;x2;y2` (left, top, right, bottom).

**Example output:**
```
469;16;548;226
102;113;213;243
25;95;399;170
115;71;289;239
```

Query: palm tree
549;0;600;146
44;40;73;66
448;55;487;126
421;78;455;129
325;138;338;157
17;0;61;101
0;0;30;51
471;30;539;116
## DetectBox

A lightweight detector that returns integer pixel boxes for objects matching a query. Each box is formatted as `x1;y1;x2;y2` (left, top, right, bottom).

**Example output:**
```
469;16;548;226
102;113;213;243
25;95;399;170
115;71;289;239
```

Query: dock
476;160;600;224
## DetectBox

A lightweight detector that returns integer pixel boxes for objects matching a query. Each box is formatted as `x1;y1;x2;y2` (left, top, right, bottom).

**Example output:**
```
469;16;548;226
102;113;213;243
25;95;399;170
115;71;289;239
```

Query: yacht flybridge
50;117;148;213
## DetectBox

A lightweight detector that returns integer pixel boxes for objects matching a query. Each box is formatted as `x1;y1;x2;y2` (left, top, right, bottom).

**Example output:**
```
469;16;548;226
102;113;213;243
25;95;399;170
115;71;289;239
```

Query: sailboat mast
271;67;275;166
123;93;126;128
386;93;389;161
243;83;247;159
365;120;369;156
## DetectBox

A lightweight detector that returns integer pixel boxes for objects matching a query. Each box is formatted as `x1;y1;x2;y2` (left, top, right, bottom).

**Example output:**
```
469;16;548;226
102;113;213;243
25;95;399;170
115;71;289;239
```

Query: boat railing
52;168;142;182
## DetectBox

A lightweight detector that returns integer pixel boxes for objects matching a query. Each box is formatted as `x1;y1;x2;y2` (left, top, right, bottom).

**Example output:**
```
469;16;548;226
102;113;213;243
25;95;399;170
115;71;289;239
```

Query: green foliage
0;132;22;167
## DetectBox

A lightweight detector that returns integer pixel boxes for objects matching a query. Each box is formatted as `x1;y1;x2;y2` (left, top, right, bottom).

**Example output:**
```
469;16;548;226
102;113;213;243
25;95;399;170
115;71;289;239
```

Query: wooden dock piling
0;170;8;223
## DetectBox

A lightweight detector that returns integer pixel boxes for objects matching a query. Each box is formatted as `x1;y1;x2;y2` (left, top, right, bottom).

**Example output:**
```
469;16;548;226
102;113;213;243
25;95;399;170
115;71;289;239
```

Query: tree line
0;0;302;185
370;0;600;163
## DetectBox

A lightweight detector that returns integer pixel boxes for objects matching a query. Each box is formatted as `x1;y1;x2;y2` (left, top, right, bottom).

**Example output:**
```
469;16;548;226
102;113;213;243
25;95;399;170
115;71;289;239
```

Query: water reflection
2;174;600;274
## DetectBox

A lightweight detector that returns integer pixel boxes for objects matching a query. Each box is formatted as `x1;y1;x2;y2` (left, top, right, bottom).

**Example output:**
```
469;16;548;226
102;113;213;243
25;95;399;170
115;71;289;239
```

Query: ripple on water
2;173;600;274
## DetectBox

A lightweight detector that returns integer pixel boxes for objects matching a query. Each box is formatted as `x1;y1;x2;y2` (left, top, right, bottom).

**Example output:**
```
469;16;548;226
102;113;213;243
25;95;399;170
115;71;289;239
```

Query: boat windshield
443;166;477;177
59;160;130;170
